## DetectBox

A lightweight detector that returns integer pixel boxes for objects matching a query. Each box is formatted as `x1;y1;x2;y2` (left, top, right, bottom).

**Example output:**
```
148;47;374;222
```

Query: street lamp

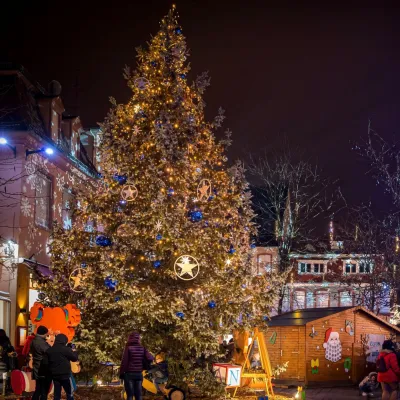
0;137;17;158
26;146;54;158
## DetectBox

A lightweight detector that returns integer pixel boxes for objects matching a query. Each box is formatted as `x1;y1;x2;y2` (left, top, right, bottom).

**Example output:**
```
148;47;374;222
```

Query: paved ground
274;386;381;400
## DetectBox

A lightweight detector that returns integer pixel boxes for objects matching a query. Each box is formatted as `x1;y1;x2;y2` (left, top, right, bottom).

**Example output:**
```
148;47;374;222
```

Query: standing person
46;334;78;400
31;326;51;400
120;332;153;400
377;340;400;400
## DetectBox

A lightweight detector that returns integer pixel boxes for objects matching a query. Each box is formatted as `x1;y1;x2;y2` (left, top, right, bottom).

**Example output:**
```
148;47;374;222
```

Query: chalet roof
268;307;353;326
267;306;400;333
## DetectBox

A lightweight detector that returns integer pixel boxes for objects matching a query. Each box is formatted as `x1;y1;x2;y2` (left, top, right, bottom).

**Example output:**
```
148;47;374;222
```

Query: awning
21;259;53;278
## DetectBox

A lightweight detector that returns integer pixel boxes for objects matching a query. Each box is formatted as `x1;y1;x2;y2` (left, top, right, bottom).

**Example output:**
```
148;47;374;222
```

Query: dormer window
298;261;326;274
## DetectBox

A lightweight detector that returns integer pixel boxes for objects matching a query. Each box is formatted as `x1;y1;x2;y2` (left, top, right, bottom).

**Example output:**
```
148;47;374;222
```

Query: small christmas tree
42;6;279;393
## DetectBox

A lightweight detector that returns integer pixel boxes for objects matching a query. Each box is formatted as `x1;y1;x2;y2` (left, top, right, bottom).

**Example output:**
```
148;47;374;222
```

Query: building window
257;253;273;274
315;291;329;308
293;290;306;309
345;263;357;274
359;262;372;274
0;300;10;337
339;291;353;307
306;292;314;308
298;261;325;274
62;188;75;230
34;172;52;229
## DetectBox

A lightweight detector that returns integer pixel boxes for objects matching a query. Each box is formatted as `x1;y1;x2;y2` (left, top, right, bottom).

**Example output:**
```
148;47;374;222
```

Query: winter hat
382;340;395;351
54;334;68;346
37;326;48;336
128;332;140;344
323;328;332;349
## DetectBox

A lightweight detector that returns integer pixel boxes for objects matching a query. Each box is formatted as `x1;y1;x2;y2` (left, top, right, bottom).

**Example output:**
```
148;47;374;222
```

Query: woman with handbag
120;332;154;400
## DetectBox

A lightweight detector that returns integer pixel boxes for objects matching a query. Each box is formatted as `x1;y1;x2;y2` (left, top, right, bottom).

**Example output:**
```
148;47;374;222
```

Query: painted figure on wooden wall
323;328;342;362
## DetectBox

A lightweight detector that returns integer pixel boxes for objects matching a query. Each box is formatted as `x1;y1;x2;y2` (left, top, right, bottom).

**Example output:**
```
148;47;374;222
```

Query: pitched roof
267;307;353;326
267;306;400;333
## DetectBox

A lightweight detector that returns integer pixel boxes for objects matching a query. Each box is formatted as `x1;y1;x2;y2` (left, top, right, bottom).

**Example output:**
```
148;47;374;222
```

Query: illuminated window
339;291;353;307
257;253;273;274
359;262;372;274
62;188;75;230
315;291;329;308
34;172;52;229
306;292;314;308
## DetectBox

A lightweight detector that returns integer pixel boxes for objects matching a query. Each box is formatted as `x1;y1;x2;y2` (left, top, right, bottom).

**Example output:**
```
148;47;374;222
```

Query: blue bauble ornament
150;61;157;67
156;234;162;241
208;300;216;309
96;235;112;247
176;311;185;319
119;200;127;206
228;245;236;254
81;262;87;268
250;243;256;249
153;260;162;268
204;221;209;227
262;315;268;321
188;209;203;223
168;187;175;196
113;174;127;185
208;196;214;201
115;296;121;302
175;27;182;35
104;276;118;290
179;73;186;79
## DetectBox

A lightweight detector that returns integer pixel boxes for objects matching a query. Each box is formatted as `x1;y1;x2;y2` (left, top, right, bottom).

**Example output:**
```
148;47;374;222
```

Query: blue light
44;147;54;155
0;138;7;145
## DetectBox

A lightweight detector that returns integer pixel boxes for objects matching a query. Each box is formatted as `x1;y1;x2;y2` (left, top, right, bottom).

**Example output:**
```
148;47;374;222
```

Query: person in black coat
31;326;51;400
46;334;78;400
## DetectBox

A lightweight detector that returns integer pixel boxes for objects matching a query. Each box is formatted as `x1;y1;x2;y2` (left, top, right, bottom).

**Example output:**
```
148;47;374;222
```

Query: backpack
376;354;390;372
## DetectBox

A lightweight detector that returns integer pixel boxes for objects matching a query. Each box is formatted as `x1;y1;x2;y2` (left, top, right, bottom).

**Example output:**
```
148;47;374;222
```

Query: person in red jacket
377;340;400;400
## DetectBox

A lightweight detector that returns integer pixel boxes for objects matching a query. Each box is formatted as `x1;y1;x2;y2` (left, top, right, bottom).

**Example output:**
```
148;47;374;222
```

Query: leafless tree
332;206;399;314
249;147;343;313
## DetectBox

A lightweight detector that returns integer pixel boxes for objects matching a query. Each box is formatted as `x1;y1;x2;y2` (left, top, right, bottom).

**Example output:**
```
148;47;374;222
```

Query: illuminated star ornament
69;268;88;293
197;179;212;201
174;255;200;281
134;77;149;90
121;184;138;202
154;219;163;232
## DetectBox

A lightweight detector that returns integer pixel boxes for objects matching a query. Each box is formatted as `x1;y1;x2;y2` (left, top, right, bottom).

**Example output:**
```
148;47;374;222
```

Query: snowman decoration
323;328;342;362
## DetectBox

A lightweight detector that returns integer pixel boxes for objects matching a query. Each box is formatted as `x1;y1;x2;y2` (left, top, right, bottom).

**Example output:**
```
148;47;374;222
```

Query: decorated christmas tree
41;6;279;393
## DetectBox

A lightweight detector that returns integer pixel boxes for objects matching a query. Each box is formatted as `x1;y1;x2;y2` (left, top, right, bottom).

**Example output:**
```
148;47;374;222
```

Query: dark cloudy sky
2;0;400;210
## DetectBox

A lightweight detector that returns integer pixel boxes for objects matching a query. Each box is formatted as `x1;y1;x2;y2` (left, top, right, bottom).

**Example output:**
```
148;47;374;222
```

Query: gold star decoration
174;255;200;281
69;268;88;293
197;179;212;201
121;184;138;202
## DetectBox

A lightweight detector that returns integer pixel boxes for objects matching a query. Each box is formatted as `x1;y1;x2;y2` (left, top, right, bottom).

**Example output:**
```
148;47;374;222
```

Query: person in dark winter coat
0;329;15;370
377;340;400;400
46;334;78;400
120;332;153;400
31;326;51;400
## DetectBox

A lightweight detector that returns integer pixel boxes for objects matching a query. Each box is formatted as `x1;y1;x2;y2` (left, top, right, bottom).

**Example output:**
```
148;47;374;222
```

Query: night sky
2;0;400;211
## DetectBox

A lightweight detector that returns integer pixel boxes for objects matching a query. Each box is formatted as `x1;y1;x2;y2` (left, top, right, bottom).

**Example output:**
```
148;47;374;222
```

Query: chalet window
345;263;357;274
315;291;329;308
34;172;52;229
339;291;353;307
62;188;75;230
293;290;306;309
257;253;273;274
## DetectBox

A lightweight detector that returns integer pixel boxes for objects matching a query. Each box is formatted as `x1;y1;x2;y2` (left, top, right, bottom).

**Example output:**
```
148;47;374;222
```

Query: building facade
254;245;391;317
0;64;99;350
